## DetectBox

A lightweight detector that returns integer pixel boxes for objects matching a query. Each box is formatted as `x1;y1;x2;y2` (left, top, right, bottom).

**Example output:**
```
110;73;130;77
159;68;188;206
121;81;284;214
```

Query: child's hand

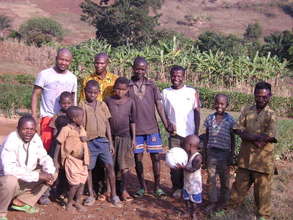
131;139;136;151
174;163;185;169
80;136;87;142
110;144;115;155
167;123;176;134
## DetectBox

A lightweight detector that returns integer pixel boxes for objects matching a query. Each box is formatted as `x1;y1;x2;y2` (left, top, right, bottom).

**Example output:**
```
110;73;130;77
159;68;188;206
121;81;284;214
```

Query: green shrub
276;119;293;160
80;0;163;47
0;15;11;38
0;84;32;116
19;17;64;47
244;23;262;41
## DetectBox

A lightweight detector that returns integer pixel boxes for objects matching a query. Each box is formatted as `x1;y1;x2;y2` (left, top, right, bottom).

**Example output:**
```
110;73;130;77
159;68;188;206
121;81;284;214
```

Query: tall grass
0;40;56;71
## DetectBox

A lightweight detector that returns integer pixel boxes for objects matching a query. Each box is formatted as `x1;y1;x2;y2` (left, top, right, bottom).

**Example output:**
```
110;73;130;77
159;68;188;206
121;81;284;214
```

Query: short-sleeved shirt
34;67;77;117
128;77;161;135
79;100;111;140
105;96;136;137
204;112;235;150
79;72;118;101
162;85;199;137
234;105;277;174
56;124;89;167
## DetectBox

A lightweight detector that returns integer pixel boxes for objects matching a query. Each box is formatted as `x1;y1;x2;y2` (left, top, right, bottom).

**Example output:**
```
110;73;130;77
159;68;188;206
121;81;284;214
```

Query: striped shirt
204;112;235;150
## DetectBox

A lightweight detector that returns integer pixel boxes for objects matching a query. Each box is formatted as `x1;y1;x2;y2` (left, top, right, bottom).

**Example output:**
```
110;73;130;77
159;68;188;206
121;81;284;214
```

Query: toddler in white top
178;135;202;220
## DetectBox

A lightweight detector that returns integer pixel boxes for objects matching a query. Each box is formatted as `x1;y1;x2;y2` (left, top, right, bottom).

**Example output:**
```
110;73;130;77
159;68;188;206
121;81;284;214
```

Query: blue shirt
204;112;235;150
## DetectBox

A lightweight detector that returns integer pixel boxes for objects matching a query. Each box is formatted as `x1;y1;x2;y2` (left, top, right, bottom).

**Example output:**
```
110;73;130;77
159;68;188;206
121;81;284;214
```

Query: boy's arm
230;130;236;165
203;128;209;167
155;99;173;133
106;120;114;154
194;91;200;135
185;154;202;173
53;143;61;170
130;123;136;151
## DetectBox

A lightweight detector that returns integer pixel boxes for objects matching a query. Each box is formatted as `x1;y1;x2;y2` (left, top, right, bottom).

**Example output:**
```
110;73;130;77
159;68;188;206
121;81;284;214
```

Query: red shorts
40;117;53;152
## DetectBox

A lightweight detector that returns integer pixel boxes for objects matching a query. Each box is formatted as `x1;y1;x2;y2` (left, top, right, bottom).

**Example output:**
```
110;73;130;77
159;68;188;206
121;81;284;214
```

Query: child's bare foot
121;191;133;202
192;213;198;220
66;203;76;212
74;203;87;212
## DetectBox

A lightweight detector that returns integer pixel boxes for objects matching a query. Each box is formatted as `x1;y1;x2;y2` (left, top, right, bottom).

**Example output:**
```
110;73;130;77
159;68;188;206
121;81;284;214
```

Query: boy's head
254;81;272;110
17;114;36;143
183;135;200;154
113;77;129;99
214;94;229;115
59;91;73;112
84;80;100;102
94;53;109;75
132;56;148;80
170;65;185;89
66;106;84;126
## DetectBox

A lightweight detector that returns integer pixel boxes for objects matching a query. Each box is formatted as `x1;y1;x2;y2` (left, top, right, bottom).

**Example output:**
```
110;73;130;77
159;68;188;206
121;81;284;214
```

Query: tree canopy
80;0;164;46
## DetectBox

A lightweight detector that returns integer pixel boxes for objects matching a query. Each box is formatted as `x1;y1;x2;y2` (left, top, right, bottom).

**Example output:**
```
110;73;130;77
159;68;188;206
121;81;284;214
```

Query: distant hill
0;0;292;44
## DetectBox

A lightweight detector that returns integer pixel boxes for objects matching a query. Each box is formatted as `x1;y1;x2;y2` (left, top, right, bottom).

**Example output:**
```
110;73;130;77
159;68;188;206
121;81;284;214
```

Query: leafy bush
262;30;293;68
280;3;293;17
196;31;246;57
80;0;163;47
0;74;33;116
19;17;64;47
244;23;262;41
0;15;11;38
276;119;293;160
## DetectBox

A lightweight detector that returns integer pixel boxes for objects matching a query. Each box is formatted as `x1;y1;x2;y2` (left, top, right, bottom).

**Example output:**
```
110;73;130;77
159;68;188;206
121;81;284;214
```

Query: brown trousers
230;168;272;218
0;175;49;217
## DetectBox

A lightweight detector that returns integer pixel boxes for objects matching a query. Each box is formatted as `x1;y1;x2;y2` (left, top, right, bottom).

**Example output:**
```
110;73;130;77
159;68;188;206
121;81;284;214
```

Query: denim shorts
87;137;113;170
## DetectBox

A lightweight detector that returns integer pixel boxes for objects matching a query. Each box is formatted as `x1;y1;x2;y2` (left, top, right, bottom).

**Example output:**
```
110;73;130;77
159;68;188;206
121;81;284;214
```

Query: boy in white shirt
162;65;200;198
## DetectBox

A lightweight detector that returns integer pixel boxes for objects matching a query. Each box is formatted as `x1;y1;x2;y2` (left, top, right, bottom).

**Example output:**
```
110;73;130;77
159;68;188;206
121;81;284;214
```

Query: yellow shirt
234;105;277;174
79;72;118;101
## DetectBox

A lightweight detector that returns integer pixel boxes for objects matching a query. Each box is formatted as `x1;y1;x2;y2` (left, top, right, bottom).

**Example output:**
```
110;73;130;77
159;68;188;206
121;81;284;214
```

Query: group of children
47;56;264;220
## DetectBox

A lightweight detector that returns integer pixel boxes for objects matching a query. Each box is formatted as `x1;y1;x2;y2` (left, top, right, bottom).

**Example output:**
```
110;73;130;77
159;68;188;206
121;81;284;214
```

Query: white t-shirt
162;85;198;137
34;67;77;117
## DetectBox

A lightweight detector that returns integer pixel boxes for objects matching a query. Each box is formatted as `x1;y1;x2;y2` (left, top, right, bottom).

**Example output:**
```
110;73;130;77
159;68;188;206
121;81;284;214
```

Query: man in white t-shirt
31;48;77;153
162;65;200;198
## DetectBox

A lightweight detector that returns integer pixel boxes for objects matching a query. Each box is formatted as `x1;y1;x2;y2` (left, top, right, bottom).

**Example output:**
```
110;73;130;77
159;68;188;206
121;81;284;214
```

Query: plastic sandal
133;189;145;198
83;196;95;206
154;188;166;198
11;205;39;214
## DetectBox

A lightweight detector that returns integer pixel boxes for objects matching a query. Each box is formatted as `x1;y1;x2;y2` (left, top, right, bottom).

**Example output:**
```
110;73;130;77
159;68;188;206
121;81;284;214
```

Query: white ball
165;147;188;169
